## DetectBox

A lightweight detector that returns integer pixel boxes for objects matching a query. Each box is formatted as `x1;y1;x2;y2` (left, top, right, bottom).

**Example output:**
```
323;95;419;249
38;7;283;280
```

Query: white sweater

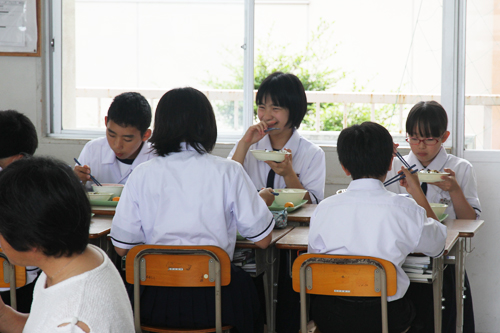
23;246;134;333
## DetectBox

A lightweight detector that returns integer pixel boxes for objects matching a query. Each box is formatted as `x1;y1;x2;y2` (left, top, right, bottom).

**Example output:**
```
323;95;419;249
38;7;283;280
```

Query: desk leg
455;239;465;333
433;256;444;333
255;247;279;333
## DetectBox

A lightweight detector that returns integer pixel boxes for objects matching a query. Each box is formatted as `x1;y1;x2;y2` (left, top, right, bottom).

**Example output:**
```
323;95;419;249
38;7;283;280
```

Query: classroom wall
1;34;500;333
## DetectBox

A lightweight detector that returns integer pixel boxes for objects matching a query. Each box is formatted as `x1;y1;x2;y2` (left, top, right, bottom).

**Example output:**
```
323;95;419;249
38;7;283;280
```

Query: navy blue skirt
127;264;263;333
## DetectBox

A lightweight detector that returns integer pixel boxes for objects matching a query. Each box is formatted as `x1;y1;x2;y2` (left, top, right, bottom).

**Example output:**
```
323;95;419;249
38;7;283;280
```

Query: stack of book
233;248;256;273
403;256;433;282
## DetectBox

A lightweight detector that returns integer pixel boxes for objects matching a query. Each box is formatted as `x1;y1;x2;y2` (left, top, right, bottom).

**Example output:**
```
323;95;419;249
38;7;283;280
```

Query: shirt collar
407;146;448;171
347;178;386;191
257;128;300;151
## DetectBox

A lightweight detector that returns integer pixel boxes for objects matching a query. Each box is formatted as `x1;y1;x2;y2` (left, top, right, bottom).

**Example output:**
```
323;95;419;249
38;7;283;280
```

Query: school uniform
228;129;325;203
308;178;447;332
386;147;480;332
386;147;481;219
111;144;274;332
77;137;155;188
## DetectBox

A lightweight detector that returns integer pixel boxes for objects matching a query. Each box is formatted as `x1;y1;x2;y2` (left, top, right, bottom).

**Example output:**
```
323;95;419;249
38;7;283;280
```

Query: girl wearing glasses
386;100;480;333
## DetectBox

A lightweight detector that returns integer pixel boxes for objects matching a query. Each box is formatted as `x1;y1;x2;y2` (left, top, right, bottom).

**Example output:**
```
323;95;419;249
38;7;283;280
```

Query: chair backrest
0;251;27;311
125;245;232;333
292;254;397;333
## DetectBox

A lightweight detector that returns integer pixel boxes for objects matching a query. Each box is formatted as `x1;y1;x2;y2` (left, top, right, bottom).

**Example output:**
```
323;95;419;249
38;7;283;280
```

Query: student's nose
418;140;427;149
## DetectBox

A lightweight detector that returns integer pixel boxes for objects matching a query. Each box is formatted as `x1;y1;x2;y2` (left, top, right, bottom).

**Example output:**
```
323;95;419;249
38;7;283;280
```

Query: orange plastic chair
292;254;398;333
125;245;233;333
0;250;27;311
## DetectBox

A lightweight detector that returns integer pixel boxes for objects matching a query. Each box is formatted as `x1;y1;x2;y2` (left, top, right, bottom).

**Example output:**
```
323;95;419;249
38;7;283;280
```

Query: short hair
406;101;448;138
337;122;393;180
256;72;307;129
107;92;152;136
0;156;91;258
0;110;38;159
150;87;217;156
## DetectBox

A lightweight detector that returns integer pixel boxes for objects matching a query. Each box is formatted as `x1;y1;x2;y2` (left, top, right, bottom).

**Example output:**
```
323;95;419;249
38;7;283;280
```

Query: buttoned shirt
110;144;274;260
386;147;481;219
228;129;325;203
308;178;447;301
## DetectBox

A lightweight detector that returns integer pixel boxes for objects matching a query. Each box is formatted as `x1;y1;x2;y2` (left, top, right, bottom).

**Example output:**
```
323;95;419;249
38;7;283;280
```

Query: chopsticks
396;151;412;169
384;164;418;187
264;127;280;133
73;158;102;186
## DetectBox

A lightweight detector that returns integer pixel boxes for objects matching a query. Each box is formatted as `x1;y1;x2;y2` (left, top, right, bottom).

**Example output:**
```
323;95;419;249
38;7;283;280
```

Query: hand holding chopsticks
384;164;418;187
73;158;102;186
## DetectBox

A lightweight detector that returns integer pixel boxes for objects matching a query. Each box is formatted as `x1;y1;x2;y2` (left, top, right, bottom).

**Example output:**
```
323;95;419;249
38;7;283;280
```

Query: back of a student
308;122;447;332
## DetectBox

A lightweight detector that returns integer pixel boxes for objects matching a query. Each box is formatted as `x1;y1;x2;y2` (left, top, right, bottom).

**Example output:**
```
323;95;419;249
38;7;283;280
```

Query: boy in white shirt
308;121;447;332
74;92;155;187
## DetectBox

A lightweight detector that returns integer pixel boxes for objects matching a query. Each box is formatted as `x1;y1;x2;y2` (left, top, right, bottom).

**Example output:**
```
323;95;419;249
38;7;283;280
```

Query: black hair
107;92;152;136
406;101;448;138
0;156;91;257
337;122;393;180
0;110;38;159
256;72;307;129
150;87;217;156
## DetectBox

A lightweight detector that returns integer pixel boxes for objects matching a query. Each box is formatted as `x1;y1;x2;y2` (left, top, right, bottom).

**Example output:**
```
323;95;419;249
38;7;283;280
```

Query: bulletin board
0;0;41;57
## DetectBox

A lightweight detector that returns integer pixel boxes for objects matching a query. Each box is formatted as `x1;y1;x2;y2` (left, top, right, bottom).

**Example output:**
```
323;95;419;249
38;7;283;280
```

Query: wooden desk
91;206;116;216
287;204;316;224
276;226;462;333
236;227;294;333
442;219;484;332
89;215;113;256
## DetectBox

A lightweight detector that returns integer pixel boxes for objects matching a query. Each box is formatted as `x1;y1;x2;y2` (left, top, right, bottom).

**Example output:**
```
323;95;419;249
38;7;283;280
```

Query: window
49;0;447;145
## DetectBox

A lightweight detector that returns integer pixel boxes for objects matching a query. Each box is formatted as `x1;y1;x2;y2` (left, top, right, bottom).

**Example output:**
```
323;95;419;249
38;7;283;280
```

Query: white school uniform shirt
228;129;325;203
308;178;447;301
77;137;156;188
110;144;274;260
386;147;481;219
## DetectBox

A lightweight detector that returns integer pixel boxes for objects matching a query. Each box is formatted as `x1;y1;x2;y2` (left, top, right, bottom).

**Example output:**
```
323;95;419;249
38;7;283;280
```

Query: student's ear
388;155;394;171
441;131;451;144
141;129;152;142
104;116;108;127
340;164;351;176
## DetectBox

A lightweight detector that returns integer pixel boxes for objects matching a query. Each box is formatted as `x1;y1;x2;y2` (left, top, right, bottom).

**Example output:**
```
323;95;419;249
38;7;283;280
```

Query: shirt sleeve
229;163;274;243
459;163;482;218
110;173;146;249
307;207;325;253
413;217;447;257
299;148;326;203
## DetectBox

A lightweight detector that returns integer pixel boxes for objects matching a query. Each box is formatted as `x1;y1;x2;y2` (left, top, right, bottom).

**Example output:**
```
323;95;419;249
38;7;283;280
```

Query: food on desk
430;203;448;219
91;183;124;198
284;202;294;208
273;188;308;206
417;169;449;183
87;192;113;201
112;197;120;202
250;149;291;162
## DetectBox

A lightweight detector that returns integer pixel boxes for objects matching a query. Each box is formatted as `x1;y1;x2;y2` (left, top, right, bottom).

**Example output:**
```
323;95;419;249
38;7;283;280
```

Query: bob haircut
406;101;448;138
0;156;91;257
0;110;38;159
256;72;307;129
337;122;393;180
150;87;217;156
107;92;152;136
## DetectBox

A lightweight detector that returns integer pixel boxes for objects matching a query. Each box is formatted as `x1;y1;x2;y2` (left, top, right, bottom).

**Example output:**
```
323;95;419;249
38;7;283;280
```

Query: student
110;87;274;332
228;72;326;204
386;100;480;332
0;110;38;170
74;92;155;188
0;110;39;313
0;156;134;332
308;121;447;332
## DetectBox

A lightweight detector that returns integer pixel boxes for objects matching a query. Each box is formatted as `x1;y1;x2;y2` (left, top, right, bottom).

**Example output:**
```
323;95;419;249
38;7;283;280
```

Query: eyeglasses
405;137;441;146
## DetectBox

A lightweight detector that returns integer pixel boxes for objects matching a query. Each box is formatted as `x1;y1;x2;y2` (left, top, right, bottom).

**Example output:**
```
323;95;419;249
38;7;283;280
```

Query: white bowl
273;188;308;206
87;192;113;201
250;150;291;162
418;170;449;183
92;183;124;198
430;203;448;217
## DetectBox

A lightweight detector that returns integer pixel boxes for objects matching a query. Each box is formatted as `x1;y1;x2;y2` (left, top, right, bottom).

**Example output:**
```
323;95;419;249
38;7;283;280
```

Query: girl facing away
386;100;480;332
110;87;274;332
228;72;326;204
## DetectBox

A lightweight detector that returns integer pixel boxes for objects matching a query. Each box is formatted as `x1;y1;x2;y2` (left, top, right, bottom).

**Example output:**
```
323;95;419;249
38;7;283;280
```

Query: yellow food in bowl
284;202;294;208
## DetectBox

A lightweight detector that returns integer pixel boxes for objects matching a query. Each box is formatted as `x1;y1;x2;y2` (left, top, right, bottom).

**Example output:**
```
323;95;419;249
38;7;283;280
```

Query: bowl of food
418;169;449;183
250;149;291;162
430;203;448;217
273;188;308;207
91;183;124;198
87;192;113;202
